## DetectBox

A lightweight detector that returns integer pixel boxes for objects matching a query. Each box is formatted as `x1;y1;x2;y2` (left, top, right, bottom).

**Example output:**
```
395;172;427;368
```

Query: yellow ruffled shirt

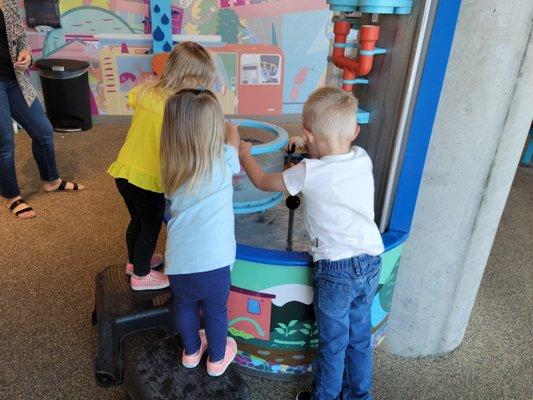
108;86;167;193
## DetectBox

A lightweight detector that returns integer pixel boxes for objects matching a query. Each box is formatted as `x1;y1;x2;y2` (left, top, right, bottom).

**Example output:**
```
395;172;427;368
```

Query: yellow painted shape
59;0;83;13
89;0;110;10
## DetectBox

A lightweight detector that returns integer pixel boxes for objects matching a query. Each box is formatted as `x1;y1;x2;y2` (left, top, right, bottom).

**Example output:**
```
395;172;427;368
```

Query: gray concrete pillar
385;1;533;356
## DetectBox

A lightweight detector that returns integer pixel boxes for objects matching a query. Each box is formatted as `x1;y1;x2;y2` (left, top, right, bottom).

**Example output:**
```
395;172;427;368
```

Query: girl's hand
225;120;240;150
286;136;306;152
239;140;252;157
14;50;32;70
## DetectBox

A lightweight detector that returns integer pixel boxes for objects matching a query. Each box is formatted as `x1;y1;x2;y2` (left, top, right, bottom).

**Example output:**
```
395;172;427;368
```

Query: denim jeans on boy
311;254;381;400
169;266;231;362
0;79;59;198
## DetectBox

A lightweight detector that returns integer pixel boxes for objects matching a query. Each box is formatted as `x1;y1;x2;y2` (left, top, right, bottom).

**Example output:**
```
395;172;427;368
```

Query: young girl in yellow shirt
108;42;216;291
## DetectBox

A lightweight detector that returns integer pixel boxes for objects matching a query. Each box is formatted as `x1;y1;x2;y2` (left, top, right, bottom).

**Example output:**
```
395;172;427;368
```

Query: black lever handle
286;195;300;251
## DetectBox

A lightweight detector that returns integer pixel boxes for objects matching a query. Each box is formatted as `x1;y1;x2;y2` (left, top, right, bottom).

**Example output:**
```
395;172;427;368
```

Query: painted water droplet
154;4;160;13
161;14;170;25
163;41;172;52
153;26;164;42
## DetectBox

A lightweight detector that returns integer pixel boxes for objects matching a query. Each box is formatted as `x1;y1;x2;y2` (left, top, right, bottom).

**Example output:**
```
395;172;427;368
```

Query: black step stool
93;264;175;387
124;335;250;400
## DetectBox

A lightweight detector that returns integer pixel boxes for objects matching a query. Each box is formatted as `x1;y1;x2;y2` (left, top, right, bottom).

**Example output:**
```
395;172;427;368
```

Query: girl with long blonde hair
161;89;240;376
108;42;216;291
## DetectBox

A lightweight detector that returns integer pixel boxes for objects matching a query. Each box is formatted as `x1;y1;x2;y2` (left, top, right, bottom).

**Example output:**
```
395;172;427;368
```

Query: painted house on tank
228;286;276;342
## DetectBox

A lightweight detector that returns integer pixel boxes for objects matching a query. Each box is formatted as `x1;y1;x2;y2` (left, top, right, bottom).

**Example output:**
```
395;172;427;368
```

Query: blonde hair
161;89;225;195
136;42;216;102
303;87;358;140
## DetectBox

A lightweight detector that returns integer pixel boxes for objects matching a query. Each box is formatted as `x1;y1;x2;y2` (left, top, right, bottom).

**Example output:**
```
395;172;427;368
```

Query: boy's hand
239;140;252;157
286;136;306;152
225;120;240;150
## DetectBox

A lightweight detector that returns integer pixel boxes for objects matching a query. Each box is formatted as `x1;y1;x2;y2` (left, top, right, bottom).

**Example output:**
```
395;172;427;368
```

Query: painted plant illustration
274;320;299;337
299;322;318;338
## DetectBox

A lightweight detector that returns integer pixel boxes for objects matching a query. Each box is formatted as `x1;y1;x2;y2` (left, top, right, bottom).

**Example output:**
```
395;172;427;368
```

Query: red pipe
332;21;380;91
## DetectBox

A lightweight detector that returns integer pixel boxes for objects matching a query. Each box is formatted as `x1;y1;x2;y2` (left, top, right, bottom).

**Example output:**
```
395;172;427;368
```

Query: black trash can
35;59;92;132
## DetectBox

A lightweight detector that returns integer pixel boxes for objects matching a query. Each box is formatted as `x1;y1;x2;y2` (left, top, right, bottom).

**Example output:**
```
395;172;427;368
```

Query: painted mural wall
19;0;332;116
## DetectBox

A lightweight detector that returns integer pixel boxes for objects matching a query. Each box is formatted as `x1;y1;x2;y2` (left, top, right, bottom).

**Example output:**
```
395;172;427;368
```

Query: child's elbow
258;176;279;192
251;178;266;192
249;175;266;192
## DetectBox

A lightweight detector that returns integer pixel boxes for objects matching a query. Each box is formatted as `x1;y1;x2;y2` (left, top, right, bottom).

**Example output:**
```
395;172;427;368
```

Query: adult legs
7;83;59;184
0;82;19;199
0;81;35;218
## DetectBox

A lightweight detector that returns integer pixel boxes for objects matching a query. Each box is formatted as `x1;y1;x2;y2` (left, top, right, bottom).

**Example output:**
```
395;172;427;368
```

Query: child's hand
225;119;240;150
239;140;252;157
286;136;306;152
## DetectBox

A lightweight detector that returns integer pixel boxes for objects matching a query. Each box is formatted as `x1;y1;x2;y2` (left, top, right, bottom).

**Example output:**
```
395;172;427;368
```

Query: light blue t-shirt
164;145;241;275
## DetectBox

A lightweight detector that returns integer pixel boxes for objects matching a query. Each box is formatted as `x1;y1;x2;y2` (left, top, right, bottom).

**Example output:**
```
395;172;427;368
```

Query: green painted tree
217;9;241;44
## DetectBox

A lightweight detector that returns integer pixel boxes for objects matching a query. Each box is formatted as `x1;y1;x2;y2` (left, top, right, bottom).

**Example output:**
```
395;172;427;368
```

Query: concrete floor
0;126;531;400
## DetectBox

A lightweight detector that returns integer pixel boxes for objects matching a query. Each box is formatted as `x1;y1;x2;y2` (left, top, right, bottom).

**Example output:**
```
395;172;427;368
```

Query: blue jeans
0;79;59;198
169;266;231;362
312;254;381;400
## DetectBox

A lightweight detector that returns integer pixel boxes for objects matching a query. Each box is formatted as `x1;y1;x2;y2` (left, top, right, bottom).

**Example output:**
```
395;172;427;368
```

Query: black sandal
8;198;35;218
55;180;80;191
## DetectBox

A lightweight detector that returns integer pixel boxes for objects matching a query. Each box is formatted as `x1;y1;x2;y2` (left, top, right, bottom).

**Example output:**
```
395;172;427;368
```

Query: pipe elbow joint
355;57;374;76
332;54;350;70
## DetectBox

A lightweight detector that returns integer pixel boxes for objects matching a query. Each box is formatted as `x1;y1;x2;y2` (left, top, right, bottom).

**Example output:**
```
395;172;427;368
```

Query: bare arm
239;141;286;192
225;120;240;150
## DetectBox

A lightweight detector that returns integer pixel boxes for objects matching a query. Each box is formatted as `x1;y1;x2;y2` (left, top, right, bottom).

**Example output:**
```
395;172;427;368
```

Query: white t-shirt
282;146;384;262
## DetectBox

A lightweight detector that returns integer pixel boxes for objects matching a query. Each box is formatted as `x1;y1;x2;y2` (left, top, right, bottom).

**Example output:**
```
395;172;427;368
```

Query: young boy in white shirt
239;87;384;400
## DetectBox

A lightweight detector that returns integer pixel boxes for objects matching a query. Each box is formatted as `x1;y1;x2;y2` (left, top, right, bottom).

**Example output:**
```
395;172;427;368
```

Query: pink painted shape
171;6;184;34
119;72;136;84
113;0;149;14
89;89;99;115
221;0;246;7
290;67;309;101
144;21;152;34
233;0;327;18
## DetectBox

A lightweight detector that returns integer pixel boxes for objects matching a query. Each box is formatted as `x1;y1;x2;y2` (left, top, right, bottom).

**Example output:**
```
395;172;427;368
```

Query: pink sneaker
182;330;208;368
130;269;169;291
206;337;237;377
126;254;163;276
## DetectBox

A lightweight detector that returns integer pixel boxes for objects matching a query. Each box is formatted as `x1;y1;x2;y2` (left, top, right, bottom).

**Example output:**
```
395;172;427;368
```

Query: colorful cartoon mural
227;244;403;375
19;0;331;116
